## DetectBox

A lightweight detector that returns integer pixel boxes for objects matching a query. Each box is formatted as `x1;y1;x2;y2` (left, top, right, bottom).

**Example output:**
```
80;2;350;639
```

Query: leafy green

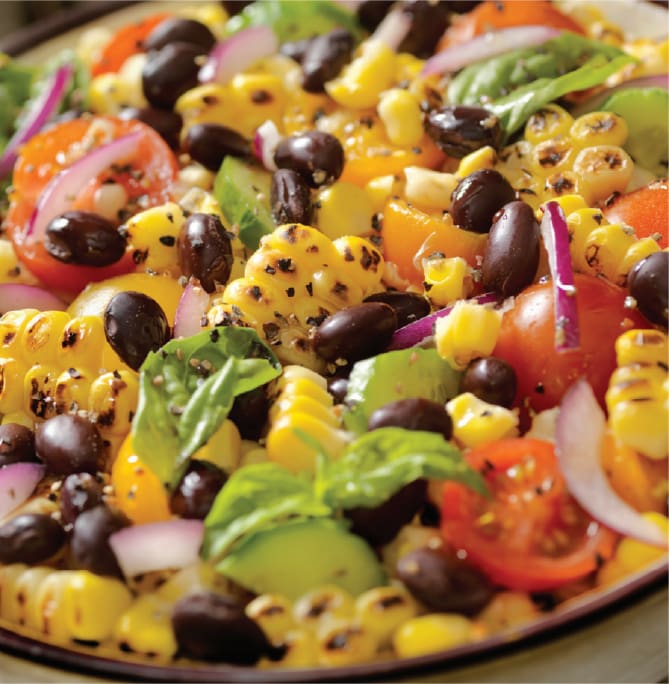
132;327;281;488
447;33;636;137
0;55;35;140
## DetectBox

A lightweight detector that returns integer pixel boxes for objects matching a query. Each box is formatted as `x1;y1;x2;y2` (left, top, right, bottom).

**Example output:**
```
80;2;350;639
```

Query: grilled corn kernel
524;104;574;145
115;594;178;658
293;585;355;631
32;570;77;643
584;223;637;284
89;369;140;438
566;207;608;273
572;145;634;206
434;301;503;370
447;392;519;449
456;146;497;178
615;329;668;368
0;308;38;361
4;566;54;628
0;564;28;619
531;137;574;176
404;166;458;211
543;170;580;200
21;311;71;365
422;256;473;308
377;88;423;147
271;629;318;668
59;315;107;370
1;411;33;429
315;182;375;240
0;358;27;414
23;363;58;421
316;618;378;666
615;513;669;571
570;111;628;149
393;614;476;658
355;585;417;644
246;594;296;644
54;368;93;414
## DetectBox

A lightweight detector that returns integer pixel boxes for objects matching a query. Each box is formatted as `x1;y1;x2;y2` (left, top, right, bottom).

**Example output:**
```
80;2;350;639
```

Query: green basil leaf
132;327;281;488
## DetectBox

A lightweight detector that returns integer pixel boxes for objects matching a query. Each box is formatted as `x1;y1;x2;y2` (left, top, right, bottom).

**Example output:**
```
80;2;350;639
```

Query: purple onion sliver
173;280;211;339
0;462;45;520
540;201;579;352
572;73;669;116
371;8;412;51
0;64;74;180
253;120;281;171
0;284;66;315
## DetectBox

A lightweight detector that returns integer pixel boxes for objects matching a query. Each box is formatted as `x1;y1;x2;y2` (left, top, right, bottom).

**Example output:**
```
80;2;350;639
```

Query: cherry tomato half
493;274;649;412
441;438;617;592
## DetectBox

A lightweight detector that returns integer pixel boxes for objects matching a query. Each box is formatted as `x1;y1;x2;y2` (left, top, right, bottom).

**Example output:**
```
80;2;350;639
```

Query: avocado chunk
344;347;462;434
214;156;274;250
600;87;669;177
217;519;385;600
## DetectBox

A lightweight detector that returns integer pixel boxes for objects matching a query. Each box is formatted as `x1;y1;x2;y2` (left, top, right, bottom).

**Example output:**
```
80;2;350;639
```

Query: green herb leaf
132;327;281;488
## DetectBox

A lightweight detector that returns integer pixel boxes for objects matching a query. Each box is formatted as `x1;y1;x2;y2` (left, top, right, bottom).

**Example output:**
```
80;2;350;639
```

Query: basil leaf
132;327;281;488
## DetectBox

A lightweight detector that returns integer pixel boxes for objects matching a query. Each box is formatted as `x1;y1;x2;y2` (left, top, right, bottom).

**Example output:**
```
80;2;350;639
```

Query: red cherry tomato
441;438;617;592
492;274;649;412
4;116;178;295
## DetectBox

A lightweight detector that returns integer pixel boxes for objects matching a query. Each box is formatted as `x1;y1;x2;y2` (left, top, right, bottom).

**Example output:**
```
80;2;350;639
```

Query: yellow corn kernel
21;311;71;365
193;419;242;473
583;223;637;284
276;375;332;402
54;368;93;415
157;562;232;603
326;40;396;109
403;166;458;211
32;570;78;643
365;174;402;213
123;202;186;275
3;566;54;628
619;238;662;286
607;407;667;460
1;411;33;429
0;240;37;285
116;52;150;109
531;136;575;177
395;52;425;82
332;236;385;296
570;111;628;149
281;364;329;389
175;83;243;138
0;358;27;414
315;182;375;240
422;256;473;308
542;170;580;201
88;72;126;115
59;315;107;370
551;193;588;217
615;329;668;368
377;88;423;147
0;564;28;620
615;513;669;571
566;207;608;273
572;145;634;206
0;308;38;361
62;571;133;642
114;594;178;658
524;104;574;145
270;395;340;428
447;392;519;449
316;618;378;667
456;146;497;178
294;585;355;630
89;369;139;439
393;614;476;658
23;363;58;421
476;591;539;633
270;628;318;668
434;301;503;370
246;594;296;644
355;585;417;644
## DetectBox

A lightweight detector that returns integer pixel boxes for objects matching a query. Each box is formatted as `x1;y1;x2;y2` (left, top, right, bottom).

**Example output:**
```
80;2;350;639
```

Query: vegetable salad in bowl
0;0;666;677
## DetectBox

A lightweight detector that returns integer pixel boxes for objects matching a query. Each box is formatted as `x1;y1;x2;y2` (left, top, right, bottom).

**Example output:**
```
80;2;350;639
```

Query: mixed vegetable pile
0;0;667;671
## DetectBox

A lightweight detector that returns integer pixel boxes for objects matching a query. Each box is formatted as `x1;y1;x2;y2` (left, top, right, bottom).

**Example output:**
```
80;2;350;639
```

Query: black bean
397;1;450;59
0;514;66;565
0;423;37;467
425;105;502;159
327;376;349;404
460;356;517;408
170;460;227;519
357;1;394;32
481;200;540;297
280;37;314;64
301;28;354;93
35;414;103;476
367;397;452;440
119;107;183;150
59;473;104;525
363;290;430;329
44;211;126;267
346;479;427;546
396;547;494;616
177;213;233;293
228;386;269;441
144;17;216;53
70;504;130;578
628;251;668;329
172;591;271;664
104;291;170;371
450;168;516;233
184;123;251;171
142;42;202;110
270;168;313;226
274;130;344;188
312;302;397;363
220;0;253;16
445;0;483;12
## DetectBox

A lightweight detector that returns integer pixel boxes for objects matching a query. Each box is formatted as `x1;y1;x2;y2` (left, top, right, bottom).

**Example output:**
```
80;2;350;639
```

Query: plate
0;2;667;682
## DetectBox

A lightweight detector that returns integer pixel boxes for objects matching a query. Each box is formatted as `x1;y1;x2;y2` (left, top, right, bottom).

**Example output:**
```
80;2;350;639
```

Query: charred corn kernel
62;571;133;642
0;240;37;285
531;136;574;176
435;301;502;370
60;316;107;369
365;174;402;213
0;309;38;361
123;202;186;275
114;594;177;658
193;419;241;473
3;566;54;627
570;111;628;149
89;369;140;438
33;570;77;643
456;146;497;178
355;585;417;644
229;73;287;137
315;182;375;240
293;585;355;630
176;84;243;139
326;40;396;109
393;614;476;658
476;591;539;633
0;564;28;619
615;329;668;368
422;256;473;308
0;358;27;414
572;145;634;206
566;207;608;273
524;104;574;145
615;513;669;570
23;364;58;421
54;368;93;414
271;628;318;668
377;88;423;147
543;170;580;200
246;594;296;644
1;411;33;429
403;166;458;210
583;223;638;284
447;392;519;449
21;311;71;365
316;618;378;666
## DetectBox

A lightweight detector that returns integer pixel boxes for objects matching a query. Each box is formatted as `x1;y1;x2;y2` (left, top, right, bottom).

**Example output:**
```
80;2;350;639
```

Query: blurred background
1;2;82;38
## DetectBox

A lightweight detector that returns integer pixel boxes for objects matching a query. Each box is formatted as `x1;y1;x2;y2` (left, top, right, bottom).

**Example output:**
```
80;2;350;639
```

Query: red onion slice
387;292;499;351
199;26;279;85
0;462;45;520
109;519;204;578
539;201;579;352
173;280;211;339
422;26;560;76
556;379;668;548
0;64;74;180
253;119;282;171
371;8;412;51
0;284;66;315
572;73;669;115
25;131;142;243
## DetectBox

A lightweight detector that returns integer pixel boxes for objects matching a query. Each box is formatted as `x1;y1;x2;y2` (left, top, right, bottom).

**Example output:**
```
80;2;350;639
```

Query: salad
0;0;667;674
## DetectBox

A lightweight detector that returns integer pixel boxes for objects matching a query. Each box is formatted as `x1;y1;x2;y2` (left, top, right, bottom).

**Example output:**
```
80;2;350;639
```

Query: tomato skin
603;180;668;249
441;438;617;592
492;274;649;412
